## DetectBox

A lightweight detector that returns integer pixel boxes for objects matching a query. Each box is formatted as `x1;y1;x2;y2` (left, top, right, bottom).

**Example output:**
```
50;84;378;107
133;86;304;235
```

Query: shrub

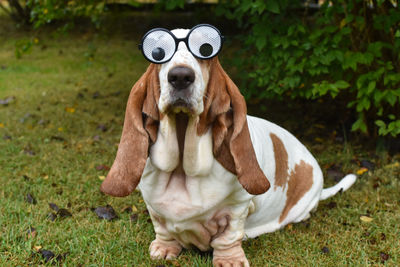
215;0;400;137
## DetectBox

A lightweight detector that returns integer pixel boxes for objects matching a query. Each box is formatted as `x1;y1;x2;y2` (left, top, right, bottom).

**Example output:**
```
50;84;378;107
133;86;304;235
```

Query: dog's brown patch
270;133;289;189
279;160;314;223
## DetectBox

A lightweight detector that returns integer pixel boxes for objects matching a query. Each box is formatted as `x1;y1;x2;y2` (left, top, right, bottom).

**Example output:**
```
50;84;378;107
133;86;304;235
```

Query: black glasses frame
138;24;224;64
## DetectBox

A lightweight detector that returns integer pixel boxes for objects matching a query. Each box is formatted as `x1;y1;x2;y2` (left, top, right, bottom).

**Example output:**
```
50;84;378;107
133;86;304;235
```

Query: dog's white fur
126;29;356;266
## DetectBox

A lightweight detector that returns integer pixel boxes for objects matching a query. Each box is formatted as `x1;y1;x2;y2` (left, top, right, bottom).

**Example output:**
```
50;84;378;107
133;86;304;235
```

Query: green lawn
0;16;399;266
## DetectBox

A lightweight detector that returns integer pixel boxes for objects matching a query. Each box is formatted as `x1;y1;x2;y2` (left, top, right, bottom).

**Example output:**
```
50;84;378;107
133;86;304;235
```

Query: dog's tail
319;174;357;201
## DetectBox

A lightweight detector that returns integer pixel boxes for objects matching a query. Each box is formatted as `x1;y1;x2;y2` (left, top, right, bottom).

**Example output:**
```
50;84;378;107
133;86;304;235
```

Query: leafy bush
28;0;106;28
215;0;400;137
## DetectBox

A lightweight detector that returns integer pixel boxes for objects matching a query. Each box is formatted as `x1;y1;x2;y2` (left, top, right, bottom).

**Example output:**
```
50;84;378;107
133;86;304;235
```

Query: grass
1;15;399;266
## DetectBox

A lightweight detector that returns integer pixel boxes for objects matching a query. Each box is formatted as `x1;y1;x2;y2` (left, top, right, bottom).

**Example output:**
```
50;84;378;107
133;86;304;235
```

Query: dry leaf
131;205;138;213
360;216;373;223
384;162;399;169
98;175;105;180
356;167;368;175
65;107;75;113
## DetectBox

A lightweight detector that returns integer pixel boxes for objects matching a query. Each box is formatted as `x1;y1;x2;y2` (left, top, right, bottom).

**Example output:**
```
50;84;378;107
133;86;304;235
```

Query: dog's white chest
138;159;253;250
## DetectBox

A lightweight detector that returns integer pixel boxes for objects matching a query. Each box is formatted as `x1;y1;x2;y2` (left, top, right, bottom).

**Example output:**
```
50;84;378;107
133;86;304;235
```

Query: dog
100;25;357;267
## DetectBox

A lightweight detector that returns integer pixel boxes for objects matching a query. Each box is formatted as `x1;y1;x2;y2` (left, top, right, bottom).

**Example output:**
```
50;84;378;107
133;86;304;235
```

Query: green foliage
215;0;400;137
28;0;106;28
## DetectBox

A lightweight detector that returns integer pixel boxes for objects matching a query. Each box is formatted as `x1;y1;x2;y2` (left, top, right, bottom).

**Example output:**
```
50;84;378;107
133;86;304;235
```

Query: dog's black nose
168;66;195;90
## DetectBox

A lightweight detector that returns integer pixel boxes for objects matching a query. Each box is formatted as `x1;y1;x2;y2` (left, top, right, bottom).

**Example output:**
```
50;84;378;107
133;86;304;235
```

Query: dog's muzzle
167;66;196;113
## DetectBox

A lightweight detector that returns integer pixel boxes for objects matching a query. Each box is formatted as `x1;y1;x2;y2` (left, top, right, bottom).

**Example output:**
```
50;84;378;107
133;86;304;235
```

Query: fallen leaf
360;215;373;223
37;119;50;126
3;134;12;140
380;233;386;241
57;208;72;218
131;205;138;213
94;205;118;221
65;107;75;113
34;249;68;264
0;123;4;128
361;160;375;171
95;165;110;171
34;245;42;252
97;124;108;132
25;193;37;204
0;96;15;106
58;127;64;132
38;249;55;263
356;167;368;175
314;137;324;143
49;203;59;211
98;175;105;180
380;252;390;263
26;226;37;238
50;136;65;142
384;162;399;169
321;246;330;254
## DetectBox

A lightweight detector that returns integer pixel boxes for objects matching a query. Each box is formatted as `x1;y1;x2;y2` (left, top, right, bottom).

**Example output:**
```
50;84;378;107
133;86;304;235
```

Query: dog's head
100;25;270;197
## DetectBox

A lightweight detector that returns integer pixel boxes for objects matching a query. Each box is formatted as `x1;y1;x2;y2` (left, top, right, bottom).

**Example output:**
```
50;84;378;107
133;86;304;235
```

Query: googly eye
199;43;213;57
141;29;176;63
188;25;222;59
152;47;166;61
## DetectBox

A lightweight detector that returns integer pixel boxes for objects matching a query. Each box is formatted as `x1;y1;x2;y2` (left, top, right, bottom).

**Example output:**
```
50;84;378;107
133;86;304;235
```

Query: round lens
141;29;176;63
188;25;222;59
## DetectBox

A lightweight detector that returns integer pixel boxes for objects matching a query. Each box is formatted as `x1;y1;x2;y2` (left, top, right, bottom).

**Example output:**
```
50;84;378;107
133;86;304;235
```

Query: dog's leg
148;211;182;260
210;205;250;267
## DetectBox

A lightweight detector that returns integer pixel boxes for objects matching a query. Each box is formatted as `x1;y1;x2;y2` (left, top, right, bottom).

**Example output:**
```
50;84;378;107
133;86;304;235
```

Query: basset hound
100;25;357;267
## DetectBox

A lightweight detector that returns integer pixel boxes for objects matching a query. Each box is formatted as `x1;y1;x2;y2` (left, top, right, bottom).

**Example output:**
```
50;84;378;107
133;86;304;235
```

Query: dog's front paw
213;243;249;267
212;256;250;267
149;239;182;260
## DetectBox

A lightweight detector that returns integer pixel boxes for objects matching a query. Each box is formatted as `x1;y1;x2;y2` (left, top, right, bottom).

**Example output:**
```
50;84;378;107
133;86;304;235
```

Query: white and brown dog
100;25;356;267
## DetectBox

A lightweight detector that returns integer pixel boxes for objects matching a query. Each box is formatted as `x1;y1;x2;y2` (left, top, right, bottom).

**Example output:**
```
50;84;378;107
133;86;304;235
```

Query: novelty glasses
138;24;224;64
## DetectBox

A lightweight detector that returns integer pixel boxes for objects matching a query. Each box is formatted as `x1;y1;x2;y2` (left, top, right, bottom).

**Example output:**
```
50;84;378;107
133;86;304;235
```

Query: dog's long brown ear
101;64;160;197
198;58;270;195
